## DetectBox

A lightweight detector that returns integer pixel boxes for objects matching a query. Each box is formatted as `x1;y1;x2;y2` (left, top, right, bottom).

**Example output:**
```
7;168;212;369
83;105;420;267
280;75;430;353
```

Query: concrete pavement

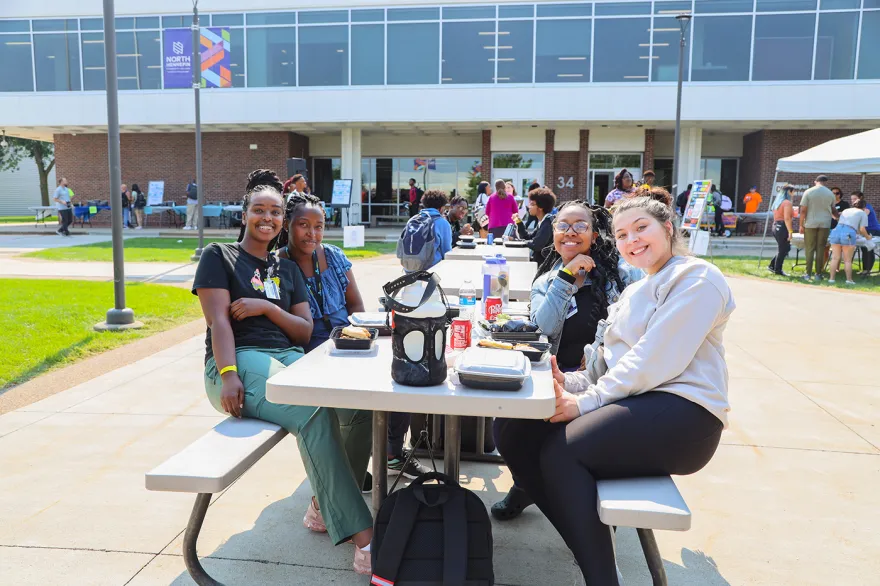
1;257;879;585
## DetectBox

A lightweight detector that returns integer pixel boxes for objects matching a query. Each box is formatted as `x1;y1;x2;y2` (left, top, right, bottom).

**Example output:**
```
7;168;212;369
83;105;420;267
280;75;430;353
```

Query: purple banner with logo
163;28;193;89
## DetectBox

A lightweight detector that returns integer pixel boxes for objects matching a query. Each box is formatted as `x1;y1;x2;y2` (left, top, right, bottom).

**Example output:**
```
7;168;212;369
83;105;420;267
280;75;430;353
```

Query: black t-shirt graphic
556;275;609;370
192;242;309;362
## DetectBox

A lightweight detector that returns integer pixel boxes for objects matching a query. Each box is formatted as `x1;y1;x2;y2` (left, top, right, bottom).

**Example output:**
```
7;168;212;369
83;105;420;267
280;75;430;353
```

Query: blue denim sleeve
530;268;577;350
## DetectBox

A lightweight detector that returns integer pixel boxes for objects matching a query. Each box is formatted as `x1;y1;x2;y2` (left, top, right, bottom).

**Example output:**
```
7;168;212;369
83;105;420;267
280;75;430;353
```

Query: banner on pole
681;180;712;231
163;27;231;89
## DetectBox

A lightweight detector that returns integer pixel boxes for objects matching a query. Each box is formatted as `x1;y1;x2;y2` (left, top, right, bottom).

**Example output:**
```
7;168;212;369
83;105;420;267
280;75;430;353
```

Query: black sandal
491;485;534;521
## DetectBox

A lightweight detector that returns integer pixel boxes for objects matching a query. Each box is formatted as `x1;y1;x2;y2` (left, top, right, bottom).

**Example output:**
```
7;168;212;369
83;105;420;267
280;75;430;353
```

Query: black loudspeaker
286;158;308;180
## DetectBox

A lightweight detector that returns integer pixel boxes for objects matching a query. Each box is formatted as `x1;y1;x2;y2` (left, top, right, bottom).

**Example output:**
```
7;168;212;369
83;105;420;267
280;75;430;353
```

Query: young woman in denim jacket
491;201;642;521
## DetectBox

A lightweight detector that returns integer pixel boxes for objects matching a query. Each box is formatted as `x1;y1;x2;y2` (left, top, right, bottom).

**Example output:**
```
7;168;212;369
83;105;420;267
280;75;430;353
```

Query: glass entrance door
491;169;544;199
590;171;614;206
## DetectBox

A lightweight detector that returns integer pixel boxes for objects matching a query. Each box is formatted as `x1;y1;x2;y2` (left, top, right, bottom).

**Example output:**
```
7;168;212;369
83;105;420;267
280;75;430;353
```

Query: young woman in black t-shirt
192;170;374;575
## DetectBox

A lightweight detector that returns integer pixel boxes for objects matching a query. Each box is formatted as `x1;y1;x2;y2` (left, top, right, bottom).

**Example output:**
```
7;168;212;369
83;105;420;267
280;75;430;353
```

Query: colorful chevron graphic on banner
200;28;231;88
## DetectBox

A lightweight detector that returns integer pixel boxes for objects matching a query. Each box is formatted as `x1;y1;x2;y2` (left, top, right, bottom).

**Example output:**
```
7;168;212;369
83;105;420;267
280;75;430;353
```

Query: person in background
799;175;836;282
408;178;423;218
708;184;725;236
486;179;519;239
192;169;374;575
523;181;542;230
743;186;762;214
851;191;880;274
121;184;132;229
132;183;146;230
638;170;656;189
830;187;849;230
283;174;308;204
496;195;733;585
53;177;72;237
420;190;453;269
768;184;794;276
603;169;636;209
676;183;693;216
447;195;473;247
184;179;199;230
492;199;642;522
829;199;872;285
513;187;557;267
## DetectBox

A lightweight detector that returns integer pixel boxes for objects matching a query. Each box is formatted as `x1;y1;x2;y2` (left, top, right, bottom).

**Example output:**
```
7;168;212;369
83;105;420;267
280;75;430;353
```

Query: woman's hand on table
220;372;245;418
547;356;580;423
230;298;275;321
549;355;566;384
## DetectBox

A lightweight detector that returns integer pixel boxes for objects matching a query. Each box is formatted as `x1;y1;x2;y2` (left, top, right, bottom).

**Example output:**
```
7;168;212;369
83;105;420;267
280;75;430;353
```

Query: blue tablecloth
73;205;110;218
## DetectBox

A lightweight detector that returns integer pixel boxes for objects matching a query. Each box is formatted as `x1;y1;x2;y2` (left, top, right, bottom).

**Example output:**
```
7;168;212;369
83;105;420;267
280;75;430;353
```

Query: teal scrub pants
205;346;373;545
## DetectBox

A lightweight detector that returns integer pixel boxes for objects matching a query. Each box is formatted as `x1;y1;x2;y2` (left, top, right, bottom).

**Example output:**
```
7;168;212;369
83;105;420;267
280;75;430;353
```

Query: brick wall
553;151;580;202
578;129;590;202
481;130;491;187
643;129;655;174
544;129;555;188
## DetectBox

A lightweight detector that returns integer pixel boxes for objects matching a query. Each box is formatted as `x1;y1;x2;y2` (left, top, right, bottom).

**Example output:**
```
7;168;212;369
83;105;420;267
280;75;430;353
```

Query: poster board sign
682;180;712;231
147;181;165;205
163;28;232;89
331;179;353;206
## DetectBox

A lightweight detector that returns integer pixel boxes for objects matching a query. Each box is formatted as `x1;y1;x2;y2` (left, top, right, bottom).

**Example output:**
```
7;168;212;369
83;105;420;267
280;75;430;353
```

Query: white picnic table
432;259;538;301
28;205;58;227
445;244;532;262
266;337;555;510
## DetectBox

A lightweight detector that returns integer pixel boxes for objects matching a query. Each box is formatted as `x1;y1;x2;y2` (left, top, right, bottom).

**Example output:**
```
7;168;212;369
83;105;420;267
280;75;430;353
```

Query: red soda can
485;296;503;321
450;317;472;350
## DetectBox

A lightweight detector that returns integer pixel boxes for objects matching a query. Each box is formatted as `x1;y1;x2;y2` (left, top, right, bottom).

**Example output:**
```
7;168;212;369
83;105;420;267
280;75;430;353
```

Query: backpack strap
442;488;468;586
371;490;421;586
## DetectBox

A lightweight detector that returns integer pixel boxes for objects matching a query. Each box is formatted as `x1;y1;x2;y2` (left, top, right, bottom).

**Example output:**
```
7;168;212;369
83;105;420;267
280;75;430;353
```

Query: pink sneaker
302;498;327;533
353;545;371;575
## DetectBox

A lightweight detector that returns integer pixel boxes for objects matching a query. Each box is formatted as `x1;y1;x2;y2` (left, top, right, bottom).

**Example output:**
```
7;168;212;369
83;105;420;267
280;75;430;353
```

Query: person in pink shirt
486;179;520;238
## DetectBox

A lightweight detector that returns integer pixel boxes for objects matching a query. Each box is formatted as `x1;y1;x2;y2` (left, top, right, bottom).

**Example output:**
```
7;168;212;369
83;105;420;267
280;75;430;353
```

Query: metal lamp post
671;12;692;196
96;0;142;331
190;0;205;262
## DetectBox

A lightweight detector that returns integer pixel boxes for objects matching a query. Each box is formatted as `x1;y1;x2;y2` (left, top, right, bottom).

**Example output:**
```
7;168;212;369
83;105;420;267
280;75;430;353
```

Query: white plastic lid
394;281;447;319
349;312;389;327
454;347;531;379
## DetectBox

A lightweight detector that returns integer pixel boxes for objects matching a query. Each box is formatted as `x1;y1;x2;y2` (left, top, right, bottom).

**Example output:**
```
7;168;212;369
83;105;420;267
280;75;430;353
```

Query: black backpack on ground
371;471;494;586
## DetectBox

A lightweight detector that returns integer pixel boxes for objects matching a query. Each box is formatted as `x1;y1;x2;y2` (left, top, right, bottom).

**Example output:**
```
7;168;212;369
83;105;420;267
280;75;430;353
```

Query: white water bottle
458;279;477;320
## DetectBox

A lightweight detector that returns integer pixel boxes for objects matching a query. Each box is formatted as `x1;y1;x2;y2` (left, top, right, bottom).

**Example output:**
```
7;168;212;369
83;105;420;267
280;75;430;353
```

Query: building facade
1;0;878;224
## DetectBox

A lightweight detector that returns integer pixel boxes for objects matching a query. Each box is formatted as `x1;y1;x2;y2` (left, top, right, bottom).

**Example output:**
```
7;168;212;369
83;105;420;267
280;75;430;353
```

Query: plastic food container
454;347;531;391
490;330;543;343
330;326;379;350
511;341;551;362
348;313;391;336
503;240;528;248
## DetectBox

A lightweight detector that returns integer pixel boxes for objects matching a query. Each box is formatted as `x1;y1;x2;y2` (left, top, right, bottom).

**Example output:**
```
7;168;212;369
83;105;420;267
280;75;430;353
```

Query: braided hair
534;200;624;312
277;190;324;252
238;169;284;251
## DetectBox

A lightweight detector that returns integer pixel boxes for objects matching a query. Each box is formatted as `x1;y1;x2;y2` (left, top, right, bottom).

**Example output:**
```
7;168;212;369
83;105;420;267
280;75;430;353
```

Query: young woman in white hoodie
495;194;735;585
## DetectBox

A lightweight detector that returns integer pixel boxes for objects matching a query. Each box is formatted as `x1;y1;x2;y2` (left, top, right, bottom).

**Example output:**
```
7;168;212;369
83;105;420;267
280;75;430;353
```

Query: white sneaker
827;279;835;284
846;280;856;285
183;226;193;230
135;226;143;230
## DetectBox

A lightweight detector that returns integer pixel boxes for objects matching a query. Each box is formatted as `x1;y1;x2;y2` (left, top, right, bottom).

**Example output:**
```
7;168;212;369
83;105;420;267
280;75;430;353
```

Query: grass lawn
21;238;397;263
0;279;202;389
713;255;880;292
0;215;34;224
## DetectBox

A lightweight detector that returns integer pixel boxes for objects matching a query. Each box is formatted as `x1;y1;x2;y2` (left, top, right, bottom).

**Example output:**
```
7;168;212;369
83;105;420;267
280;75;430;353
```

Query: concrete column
340;128;362;225
675;127;702;194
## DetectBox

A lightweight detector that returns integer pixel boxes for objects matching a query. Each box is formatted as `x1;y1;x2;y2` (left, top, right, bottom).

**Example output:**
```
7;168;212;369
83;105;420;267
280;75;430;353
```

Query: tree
0;138;55;206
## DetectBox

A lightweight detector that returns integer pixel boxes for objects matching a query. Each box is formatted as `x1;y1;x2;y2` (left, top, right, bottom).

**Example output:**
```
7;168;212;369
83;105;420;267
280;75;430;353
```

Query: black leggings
494;391;722;585
771;221;790;273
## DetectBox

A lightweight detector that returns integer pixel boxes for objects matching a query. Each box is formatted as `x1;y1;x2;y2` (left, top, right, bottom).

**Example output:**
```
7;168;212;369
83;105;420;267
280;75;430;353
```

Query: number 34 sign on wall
557;177;575;189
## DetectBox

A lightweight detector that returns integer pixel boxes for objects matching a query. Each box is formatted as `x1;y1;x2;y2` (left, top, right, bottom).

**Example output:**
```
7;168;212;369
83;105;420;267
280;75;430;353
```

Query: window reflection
298;25;348;86
35;33;81;91
442;21;495;84
352;25;384;85
753;13;815;81
692;15;752;81
498;20;533;82
815;12;858;80
651;16;689;81
0;34;34;91
593;17;650;81
536;19;591;82
387;23;439;84
81;32;106;90
246;27;296;87
115;30;161;90
858;11;880;79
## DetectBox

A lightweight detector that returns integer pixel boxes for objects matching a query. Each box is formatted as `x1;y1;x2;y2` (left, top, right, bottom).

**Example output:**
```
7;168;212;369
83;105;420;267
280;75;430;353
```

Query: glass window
652;16;690;81
352;9;384;22
426;158;458;195
654;1;693;14
493;153;544;168
247;12;297;25
458;158;483;202
299;11;348;24
692;15;752;80
387;22;439;84
590;153;642;168
246;27;297;87
161;16;187;28
865;0;880;7
0;34;34;91
537;4;592;17
595;2;652;16
81;32;106;90
212;14;244;26
0;20;30;32
500;5;534;18
536;19;591;82
814;12;858;79
858;11;880;79
498;20;534;83
756;0;817;10
820;0;859;8
135;17;160;29
352;25;384;85
443;6;496;19
695;0;754;12
298;25;347;86
753;13;815;80
442;21;495;84
115;18;135;30
33;19;78;32
594;18;650;81
116;30;160;90
227;28;245;87
388;8;440;21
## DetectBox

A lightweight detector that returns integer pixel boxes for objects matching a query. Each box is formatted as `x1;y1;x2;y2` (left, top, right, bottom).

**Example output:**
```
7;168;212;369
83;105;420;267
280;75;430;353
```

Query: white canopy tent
758;128;880;264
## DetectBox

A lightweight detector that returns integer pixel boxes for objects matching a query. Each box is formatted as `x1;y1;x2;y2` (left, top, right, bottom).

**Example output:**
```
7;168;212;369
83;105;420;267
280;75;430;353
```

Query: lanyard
300;249;331;329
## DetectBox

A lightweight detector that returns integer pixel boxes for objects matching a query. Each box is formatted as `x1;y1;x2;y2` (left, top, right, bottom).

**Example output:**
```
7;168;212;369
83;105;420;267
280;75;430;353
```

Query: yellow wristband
561;267;574;276
219;365;238;376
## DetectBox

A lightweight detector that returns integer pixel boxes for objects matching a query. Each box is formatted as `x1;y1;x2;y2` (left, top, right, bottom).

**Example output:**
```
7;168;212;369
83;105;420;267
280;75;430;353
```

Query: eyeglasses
555;221;592;234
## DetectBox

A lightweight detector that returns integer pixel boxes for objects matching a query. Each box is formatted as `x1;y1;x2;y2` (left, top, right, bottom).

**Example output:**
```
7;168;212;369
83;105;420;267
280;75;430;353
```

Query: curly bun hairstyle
238;169;284;250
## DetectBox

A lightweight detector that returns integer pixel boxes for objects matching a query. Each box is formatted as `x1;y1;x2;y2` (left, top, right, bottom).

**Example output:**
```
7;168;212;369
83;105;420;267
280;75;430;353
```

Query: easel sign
147;181;165;206
331;179;355;225
683;179;713;257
